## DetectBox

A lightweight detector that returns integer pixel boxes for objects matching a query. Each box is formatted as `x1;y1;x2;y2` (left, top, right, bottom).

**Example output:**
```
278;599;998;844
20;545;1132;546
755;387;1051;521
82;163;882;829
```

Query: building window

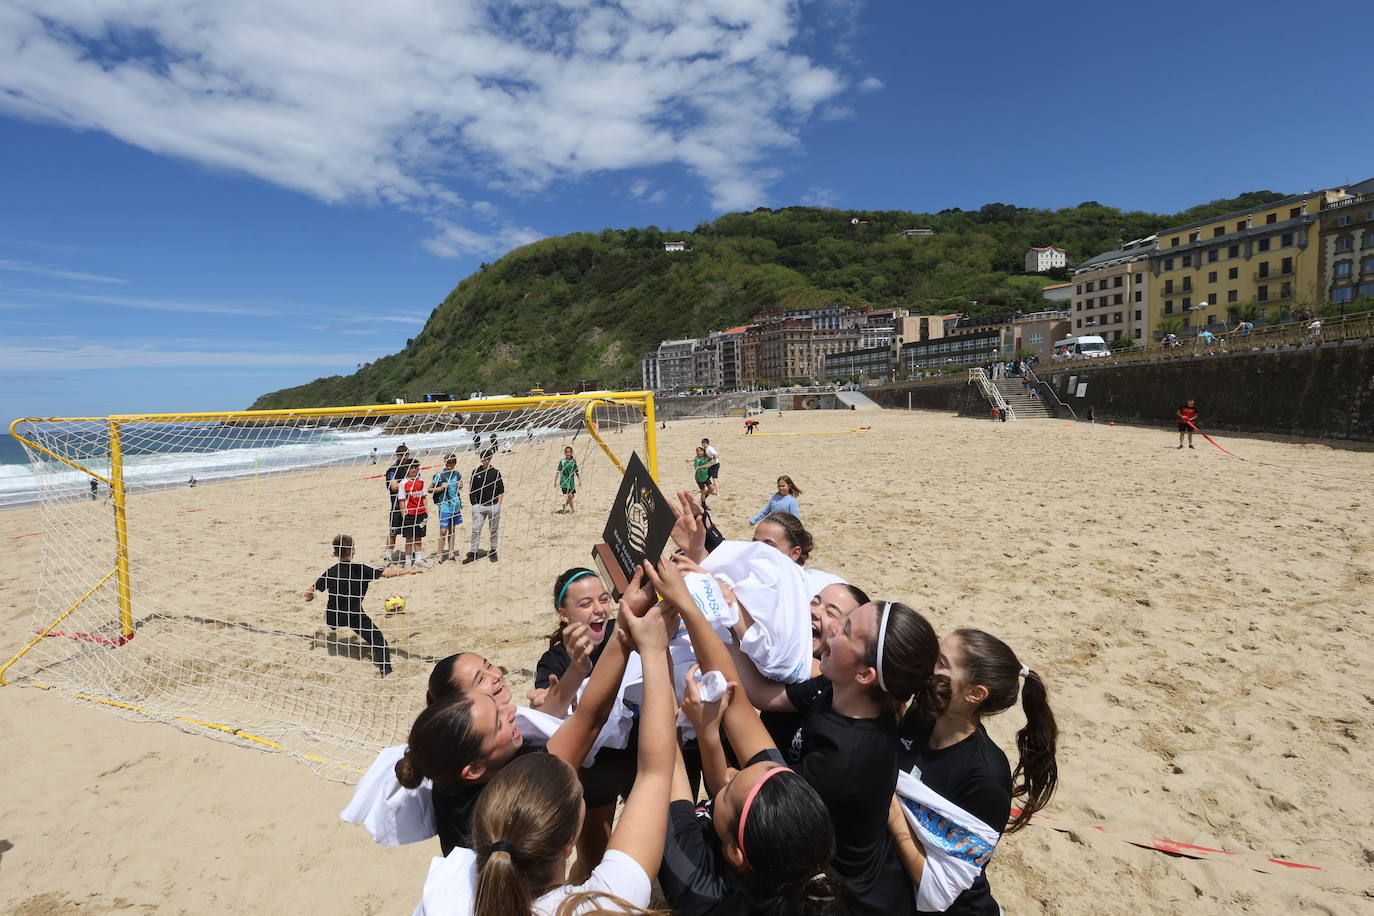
1338;214;1352;227
1335;261;1353;278
1229;267;1239;279
1189;231;1200;242
1236;221;1246;232
1114;276;1123;287
1258;285;1269;301
1171;237;1180;247
1206;314;1216;326
1164;280;1174;294
1164;301;1174;314
1135;309;1142;321
1228;244;1240;258
1227;289;1238;302
1182;317;1192;329
1361;282;1374;298
1266;213;1277;224
1290;207;1301;219
1182;255;1193;268
1113;312;1123;323
1332;286;1354;304
1336;236;1354;252
1075;319;1082;328
1281;256;1292;273
1134;291;1142;302
1257;261;1269;278
1075;302;1082;311
1281;232;1294;247
1208;271;1218;282
1208;249;1219;262
1213;227;1225;238
1085;280;1095;291
1257;237;1271;251
1281;281;1292;299
1075;284;1082;293
1182;297;1192;309
1365;231;1374;247
1363;256;1374;274
1163;258;1174;270
1114;294;1124;305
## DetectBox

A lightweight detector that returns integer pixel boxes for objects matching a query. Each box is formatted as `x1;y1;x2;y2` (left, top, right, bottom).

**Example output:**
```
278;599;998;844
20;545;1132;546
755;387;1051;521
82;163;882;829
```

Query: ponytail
1009;668;1058;833
474;841;534;916
951;629;1059;834
471;753;582;916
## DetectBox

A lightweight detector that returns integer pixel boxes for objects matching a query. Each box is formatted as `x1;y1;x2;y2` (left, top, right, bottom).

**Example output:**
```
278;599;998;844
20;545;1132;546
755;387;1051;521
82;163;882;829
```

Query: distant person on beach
1086;406;1096;423
692;446;711;500
749;475;801;525
464;449;504;564
188;476;197;488
430;454;463;563
304;534;421;678
383;444;411;563
89;479;98;500
701;438;719;496
370;447;378;465
556;446;580;514
1177;399;1198;449
744;418;760;435
391;459;430;567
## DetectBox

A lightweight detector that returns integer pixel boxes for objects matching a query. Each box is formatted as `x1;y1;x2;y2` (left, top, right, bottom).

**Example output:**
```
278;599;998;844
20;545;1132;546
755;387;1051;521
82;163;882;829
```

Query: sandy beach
2;407;1372;914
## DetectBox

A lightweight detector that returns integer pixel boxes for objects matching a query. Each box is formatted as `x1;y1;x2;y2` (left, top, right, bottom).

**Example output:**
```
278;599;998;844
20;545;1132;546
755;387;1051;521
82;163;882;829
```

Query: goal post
3;391;657;777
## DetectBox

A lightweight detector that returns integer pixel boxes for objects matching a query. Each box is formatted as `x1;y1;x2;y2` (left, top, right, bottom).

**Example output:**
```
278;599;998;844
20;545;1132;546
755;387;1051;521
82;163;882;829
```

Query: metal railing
967;368;1015;419
1023;367;1077;420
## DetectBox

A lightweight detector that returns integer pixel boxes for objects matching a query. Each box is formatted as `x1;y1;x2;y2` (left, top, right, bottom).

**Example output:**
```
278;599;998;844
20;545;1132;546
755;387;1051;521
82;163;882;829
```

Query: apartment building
1071;236;1155;342
824;346;894;382
641;338;698;390
741;318;816;386
1318;184;1374;309
1145;182;1373;332
1002;310;1072;361
899;329;1001;372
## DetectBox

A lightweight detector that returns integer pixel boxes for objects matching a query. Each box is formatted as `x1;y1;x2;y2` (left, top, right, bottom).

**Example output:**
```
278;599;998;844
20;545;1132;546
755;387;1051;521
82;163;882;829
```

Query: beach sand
2;408;1372;914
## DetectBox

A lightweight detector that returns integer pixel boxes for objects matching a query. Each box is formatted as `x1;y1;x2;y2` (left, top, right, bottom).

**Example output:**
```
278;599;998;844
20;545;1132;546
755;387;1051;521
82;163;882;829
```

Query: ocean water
0;423;530;511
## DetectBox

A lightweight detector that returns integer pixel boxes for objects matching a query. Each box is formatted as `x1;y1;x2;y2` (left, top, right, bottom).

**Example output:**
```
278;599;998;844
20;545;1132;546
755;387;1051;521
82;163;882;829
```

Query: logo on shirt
900;738;914;750
900;799;996;866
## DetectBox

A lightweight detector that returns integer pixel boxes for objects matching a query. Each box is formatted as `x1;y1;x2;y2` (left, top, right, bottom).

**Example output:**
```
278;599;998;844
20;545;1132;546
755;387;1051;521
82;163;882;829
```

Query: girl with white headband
728;597;946;916
887;628;1059;915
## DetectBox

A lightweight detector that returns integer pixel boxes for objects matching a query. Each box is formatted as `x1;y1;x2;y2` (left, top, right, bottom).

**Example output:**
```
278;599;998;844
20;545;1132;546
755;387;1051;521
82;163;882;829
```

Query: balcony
1321;192;1371;211
1253;267;1295;282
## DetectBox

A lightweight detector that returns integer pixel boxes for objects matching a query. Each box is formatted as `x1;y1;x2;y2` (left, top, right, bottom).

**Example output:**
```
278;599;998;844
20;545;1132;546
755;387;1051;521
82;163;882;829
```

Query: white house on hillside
664;240;688;252
1025;246;1068;272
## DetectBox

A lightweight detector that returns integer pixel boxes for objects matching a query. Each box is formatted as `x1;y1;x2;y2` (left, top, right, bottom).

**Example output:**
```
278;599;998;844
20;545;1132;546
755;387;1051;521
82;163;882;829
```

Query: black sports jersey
784;676;912;916
897;712;1011;916
432;745;545;855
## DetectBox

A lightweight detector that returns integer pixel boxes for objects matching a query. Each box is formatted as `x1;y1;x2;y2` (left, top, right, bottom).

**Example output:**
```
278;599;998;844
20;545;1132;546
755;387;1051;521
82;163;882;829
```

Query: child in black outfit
305;534;422;678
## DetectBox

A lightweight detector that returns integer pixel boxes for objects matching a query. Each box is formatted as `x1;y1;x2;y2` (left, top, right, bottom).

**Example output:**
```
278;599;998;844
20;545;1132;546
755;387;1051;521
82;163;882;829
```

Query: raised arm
644;558;789;763
545;567;651;765
605;603;675;875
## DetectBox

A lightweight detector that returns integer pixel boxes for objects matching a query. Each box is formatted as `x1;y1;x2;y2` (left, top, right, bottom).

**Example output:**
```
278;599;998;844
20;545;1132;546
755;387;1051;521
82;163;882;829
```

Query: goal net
4;393;656;779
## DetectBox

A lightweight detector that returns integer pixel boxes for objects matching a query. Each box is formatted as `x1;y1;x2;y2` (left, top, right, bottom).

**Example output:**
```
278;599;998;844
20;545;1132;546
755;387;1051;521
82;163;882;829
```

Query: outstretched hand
668;490;709;563
681;664;735;737
619;601;671;656
617;565;655;617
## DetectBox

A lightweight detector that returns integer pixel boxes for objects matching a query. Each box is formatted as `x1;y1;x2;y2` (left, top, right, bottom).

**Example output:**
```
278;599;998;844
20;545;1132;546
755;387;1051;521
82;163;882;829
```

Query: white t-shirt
704;445;718;461
414;847;651;915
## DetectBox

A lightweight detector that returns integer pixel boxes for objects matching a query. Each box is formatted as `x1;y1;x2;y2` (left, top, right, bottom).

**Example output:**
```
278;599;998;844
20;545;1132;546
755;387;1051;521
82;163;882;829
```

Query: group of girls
342;495;1059;916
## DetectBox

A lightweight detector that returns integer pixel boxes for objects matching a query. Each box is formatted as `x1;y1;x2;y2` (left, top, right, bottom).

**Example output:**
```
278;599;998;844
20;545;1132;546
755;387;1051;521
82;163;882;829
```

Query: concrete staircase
991;378;1058;419
835;389;880;410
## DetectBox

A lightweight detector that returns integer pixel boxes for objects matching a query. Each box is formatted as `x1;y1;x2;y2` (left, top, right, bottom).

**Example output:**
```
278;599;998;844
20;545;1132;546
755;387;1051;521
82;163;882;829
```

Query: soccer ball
383;595;406;615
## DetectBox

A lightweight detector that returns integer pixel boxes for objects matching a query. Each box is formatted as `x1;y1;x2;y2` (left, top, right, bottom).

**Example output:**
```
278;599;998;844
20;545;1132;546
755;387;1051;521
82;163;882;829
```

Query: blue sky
2;0;1371;421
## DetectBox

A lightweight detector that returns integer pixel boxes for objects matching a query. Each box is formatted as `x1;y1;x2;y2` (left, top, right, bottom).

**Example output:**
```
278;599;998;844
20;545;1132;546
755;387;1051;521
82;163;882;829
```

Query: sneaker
1188;445;1195;449
461;552;477;564
489;551;499;562
1177;445;1183;449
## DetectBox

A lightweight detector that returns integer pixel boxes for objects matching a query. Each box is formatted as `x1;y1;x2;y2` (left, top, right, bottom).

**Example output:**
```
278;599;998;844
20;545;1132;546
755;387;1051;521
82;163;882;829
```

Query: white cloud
0;339;371;371
858;76;884;92
0;0;856;246
4;289;282;316
421;220;544;259
0;259;127;284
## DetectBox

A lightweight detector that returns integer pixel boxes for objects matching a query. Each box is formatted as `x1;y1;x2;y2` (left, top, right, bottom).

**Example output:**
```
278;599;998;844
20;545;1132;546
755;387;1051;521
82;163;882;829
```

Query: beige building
1317;183;1374;310
1001;310;1072;361
1070;235;1155;343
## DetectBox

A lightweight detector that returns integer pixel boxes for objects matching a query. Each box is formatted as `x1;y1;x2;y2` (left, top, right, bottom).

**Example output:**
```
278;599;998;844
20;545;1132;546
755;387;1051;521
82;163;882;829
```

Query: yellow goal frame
1;391;657;686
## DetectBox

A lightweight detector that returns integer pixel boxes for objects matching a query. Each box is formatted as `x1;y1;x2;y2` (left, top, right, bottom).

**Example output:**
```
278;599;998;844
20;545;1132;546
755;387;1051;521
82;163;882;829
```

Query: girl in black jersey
645;558;845;916
889;629;1059;915
530;567;635;879
396;568;655;856
728;598;947;916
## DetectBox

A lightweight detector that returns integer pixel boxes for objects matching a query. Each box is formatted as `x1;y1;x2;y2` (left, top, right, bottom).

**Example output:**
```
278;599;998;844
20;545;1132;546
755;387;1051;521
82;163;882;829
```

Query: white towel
341;707;569;846
701;540;813;684
803;567;847;599
895;769;1002;911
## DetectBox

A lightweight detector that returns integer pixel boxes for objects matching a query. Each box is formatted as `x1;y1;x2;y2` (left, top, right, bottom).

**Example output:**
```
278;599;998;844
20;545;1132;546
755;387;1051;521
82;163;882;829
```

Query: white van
1052;335;1111;361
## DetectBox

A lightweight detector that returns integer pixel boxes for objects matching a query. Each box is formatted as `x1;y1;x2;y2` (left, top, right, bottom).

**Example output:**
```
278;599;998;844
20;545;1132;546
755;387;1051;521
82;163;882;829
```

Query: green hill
250;192;1289;408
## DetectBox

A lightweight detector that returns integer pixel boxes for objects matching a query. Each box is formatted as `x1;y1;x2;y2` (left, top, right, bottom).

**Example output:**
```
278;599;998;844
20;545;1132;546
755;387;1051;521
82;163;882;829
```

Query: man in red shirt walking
1177;399;1198;449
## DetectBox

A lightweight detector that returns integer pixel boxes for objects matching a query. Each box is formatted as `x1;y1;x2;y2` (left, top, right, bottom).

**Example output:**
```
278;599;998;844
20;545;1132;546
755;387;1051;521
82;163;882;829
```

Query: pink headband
737;765;793;857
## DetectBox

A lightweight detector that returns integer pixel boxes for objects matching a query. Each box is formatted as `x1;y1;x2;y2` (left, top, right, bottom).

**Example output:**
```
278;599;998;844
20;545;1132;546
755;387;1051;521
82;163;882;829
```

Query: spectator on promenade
1177;399;1198;449
463;449;504;564
1197;329;1216;354
1307;318;1323;341
748;475;802;525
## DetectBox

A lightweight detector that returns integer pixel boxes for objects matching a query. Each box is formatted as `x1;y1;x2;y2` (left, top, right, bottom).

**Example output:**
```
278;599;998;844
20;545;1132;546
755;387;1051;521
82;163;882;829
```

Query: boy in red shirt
390;459;430;566
1177;400;1198;449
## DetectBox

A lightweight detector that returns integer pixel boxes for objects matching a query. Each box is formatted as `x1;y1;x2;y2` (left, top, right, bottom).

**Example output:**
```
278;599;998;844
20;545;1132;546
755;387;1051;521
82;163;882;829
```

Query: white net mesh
6;396;652;779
